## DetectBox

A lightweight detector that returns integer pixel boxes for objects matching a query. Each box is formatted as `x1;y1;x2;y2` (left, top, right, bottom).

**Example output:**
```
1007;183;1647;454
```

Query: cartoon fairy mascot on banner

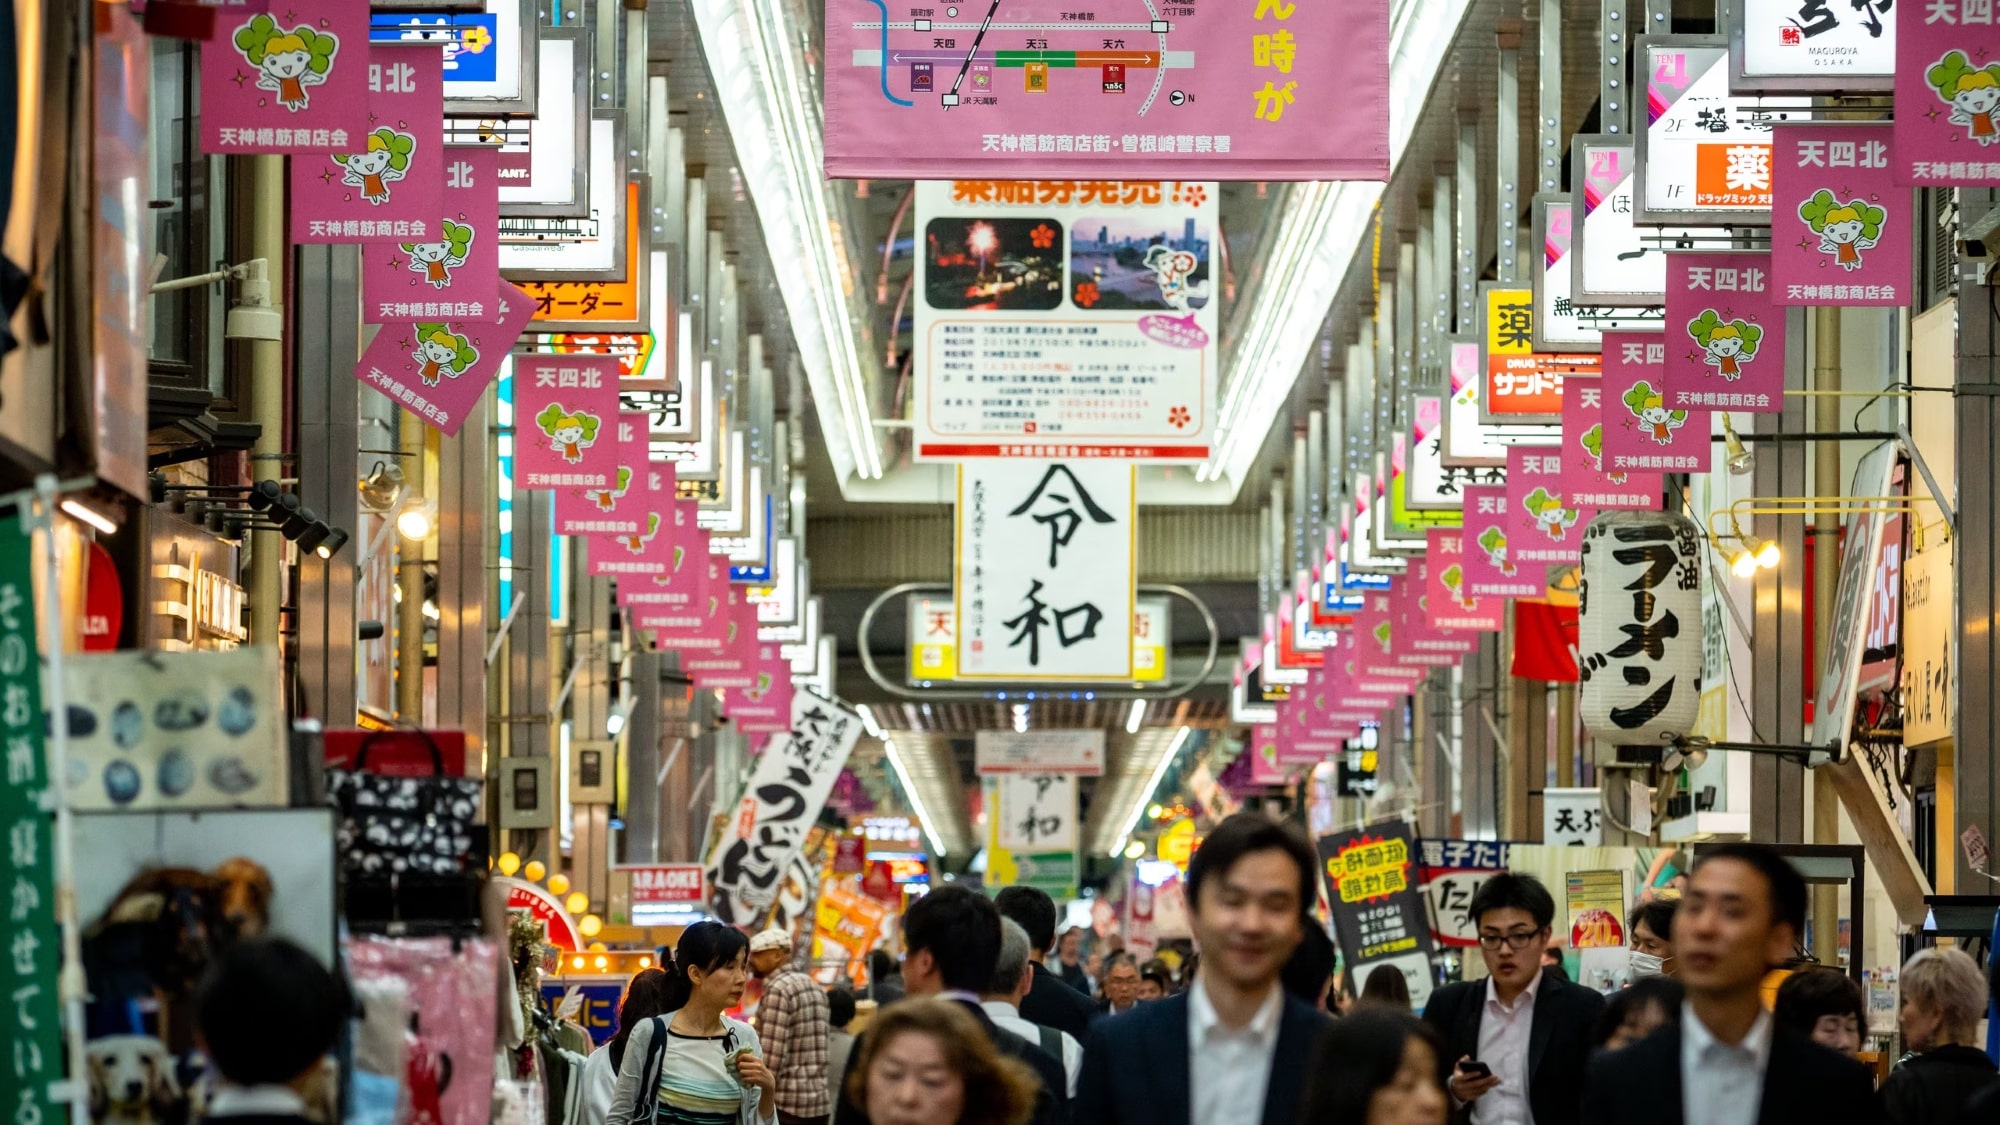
1622;381;1688;445
337;128;418;206
1580;423;1627;484
1687;310;1762;381
1439;565;1478;611
1798;191;1884;272
535;403;601;463
1476;525;1515;576
412;324;478;387
1522;489;1579;541
1928;51;2000;146
234;15;339;113
617;512;662;554
405;220;473;288
587;466;633;512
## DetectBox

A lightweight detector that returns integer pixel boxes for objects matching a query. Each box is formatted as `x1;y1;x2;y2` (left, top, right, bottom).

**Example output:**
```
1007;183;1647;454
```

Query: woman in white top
605;922;777;1125
578;967;675;1125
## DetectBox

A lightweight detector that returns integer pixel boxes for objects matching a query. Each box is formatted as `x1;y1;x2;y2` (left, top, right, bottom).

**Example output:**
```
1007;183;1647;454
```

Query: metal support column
1750;308;1810;841
1456;118;1480;333
1538;0;1562;194
1601;0;1631;135
434;392;489;749
503;487;555;864
1463;636;1501;838
294;244;361;725
1953;190;2000;895
1434;171;1455;343
1495;27;1522;284
1810;307;1842;961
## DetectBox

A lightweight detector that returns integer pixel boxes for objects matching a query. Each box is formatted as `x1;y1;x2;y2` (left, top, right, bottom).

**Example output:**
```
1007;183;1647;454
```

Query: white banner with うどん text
704;689;863;925
955;461;1136;680
913;180;1218;461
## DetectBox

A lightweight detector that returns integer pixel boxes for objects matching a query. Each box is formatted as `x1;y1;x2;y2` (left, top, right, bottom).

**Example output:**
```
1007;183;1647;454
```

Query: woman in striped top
606;923;778;1125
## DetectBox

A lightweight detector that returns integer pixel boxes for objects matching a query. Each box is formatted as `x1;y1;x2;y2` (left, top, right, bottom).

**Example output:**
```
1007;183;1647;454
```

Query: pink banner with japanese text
1896;14;2000;185
202;1;371;154
1771;123;1909;306
592;483;685;581
1506;446;1591;566
513;355;621;491
362;146;500;322
1601;331;1712;475
555;413;650;537
821;0;1390;181
1560;375;1661;510
1460;486;1544;599
1395;563;1474;664
353;281;530;436
1664;252;1785;413
291;45;446;243
1426;529;1505;633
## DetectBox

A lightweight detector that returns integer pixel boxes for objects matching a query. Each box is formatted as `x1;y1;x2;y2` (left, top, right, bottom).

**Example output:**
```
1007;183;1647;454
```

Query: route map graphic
823;0;1390;180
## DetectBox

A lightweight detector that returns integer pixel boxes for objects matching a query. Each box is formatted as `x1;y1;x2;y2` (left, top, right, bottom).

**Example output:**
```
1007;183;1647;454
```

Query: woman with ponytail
579;968;675;1125
606;922;777;1125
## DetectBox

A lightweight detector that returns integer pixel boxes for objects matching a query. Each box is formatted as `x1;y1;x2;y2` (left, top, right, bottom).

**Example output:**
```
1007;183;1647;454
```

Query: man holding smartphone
1421;874;1606;1125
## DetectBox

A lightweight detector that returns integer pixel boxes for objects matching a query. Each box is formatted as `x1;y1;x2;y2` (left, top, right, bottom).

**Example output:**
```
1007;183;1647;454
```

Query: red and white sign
498;876;582;952
621;864;706;907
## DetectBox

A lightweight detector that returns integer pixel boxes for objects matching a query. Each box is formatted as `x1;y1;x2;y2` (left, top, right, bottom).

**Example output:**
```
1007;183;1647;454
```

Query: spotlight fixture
1728;546;1759;579
314;527;351;559
280;503;318;540
396;497;437;541
358;461;406;514
1753;538;1781;569
1721;414;1754;476
246;479;286;513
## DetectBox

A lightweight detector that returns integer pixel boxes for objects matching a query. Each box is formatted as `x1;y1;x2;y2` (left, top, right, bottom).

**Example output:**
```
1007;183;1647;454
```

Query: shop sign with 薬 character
1634;37;1809;225
954;461;1136;680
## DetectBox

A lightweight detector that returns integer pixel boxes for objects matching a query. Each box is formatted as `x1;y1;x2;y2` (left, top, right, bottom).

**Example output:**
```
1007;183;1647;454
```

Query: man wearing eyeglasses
1421;873;1605;1125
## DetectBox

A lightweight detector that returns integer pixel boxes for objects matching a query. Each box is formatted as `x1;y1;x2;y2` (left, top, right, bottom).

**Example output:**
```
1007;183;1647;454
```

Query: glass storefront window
147;38;225;389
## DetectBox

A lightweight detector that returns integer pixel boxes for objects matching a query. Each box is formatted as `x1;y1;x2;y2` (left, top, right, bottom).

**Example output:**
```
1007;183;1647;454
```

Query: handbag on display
327;730;482;877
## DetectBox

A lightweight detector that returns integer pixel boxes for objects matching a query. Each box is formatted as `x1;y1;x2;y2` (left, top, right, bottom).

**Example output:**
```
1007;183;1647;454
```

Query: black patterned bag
327;730;483;876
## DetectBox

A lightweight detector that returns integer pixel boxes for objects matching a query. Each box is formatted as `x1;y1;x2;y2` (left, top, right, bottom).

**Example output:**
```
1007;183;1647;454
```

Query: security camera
1957;206;2000;267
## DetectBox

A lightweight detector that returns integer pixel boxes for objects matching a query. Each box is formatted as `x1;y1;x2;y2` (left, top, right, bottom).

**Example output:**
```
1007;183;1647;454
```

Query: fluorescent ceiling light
1125;698;1146;735
1106;726;1190;858
1200;0;1470;491
688;0;884;486
883;737;949;857
856;703;885;739
60;499;118;535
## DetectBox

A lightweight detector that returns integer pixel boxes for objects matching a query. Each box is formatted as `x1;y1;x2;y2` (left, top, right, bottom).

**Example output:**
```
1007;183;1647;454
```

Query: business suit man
994;885;1099;1039
832;886;1066;1125
1581;843;1878;1125
1422;873;1605;1125
1075;814;1331;1125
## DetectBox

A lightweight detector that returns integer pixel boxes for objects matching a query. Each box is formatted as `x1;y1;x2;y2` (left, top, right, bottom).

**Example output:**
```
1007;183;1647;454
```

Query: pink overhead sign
362;146;501;322
821;0;1389;180
1771;123;1909;307
292;45;446;244
1663;252;1785;413
202;1;371;153
353;282;531;436
1896;15;2000;185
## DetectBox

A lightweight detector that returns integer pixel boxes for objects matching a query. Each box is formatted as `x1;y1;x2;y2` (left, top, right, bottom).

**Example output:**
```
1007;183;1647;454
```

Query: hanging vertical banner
1572;136;1704;309
1560;375;1663;510
707;689;864;925
1426;529;1505;632
1533;195;1662;350
1482;286;1593;424
821;0;1391;181
362;145;501;321
1636;38;1808;225
1730;0;1896;92
1406;396;1461;510
1810;442;1900;758
1460;486;1545;599
1902;540;1955;746
1318;822;1438;1011
354;281;532;435
1393;567;1473;663
1248;725;1288;785
512;354;621;490
954;461;1137;680
1601;331;1714;474
292;45;447;243
1544;789;1607;846
907;595;958;683
912;180;1218;461
1507;446;1593;566
1770;123;1909;306
0;516;61;1125
202;0;373;154
554;412;649;537
1664;252;1786;413
1578;512;1704;745
1895;15;2000;186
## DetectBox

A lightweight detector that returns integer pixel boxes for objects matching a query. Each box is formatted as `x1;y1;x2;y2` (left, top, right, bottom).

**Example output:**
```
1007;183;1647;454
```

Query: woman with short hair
1877;947;1997;1125
1295;1007;1449;1125
849;998;1037;1125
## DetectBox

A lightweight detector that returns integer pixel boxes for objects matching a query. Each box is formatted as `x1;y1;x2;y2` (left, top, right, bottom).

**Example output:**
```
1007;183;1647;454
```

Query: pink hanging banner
821;1;1390;181
1771;123;1909;306
1896;16;2000;186
650;578;737;655
1248;726;1287;786
513;355;621;491
353;281;531;436
201;1;371;154
1460;486;1544;599
1664;251;1785;413
1395;562;1474;664
615;498;711;604
1601;331;1712;475
722;666;794;736
591;486;677;580
362;146;500;322
1560;375;1661;511
556;412;649;537
291;45;447;244
1426;528;1505;633
1506;446;1592;566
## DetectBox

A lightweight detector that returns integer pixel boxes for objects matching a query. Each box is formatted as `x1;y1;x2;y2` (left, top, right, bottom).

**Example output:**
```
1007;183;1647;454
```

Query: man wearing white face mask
1626;900;1677;980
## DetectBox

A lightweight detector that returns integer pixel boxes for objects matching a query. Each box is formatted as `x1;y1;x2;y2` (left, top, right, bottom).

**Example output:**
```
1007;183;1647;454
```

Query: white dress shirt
1679;1002;1772;1125
206;1087;309;1118
1468;971;1542;1125
1188;978;1283;1125
981;999;1083;1098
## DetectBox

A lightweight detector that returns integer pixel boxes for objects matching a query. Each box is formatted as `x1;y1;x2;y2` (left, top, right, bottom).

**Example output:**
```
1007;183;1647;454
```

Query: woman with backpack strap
606;922;778;1125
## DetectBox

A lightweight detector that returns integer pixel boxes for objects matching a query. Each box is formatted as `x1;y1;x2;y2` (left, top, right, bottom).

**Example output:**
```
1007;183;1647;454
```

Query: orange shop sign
1484;286;1599;419
519;182;646;329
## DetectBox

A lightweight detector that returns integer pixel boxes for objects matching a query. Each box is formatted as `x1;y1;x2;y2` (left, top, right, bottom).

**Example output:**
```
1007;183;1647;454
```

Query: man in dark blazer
1581;844;1877;1125
832;886;1066;1125
1075;814;1330;1125
1421;873;1605;1125
995;885;1098;1039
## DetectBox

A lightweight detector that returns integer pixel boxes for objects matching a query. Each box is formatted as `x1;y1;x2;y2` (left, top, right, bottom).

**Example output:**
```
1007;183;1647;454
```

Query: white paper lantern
1577;511;1703;746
